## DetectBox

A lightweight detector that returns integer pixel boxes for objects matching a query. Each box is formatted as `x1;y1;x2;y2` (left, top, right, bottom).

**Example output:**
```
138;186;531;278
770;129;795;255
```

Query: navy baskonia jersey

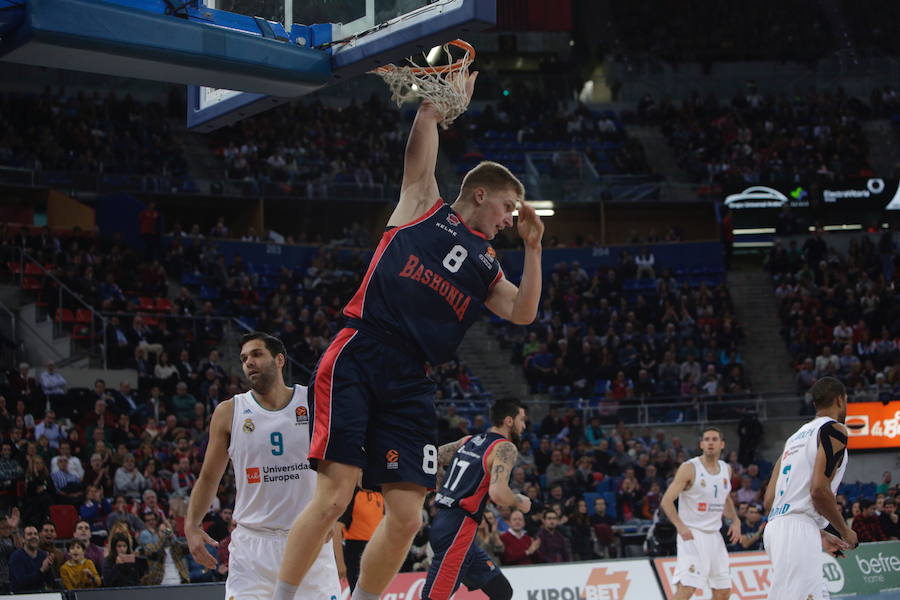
343;200;504;365
434;432;508;522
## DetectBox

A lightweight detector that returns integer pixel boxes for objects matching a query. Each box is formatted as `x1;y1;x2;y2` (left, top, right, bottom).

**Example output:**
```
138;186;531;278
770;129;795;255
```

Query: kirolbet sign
337;559;664;600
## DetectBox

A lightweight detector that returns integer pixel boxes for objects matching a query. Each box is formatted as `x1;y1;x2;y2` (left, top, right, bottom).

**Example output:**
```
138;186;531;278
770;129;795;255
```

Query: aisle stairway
726;270;795;400
456;319;529;402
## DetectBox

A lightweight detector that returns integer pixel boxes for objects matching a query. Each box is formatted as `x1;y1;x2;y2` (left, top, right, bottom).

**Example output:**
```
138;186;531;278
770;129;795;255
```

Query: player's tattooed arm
489;442;529;511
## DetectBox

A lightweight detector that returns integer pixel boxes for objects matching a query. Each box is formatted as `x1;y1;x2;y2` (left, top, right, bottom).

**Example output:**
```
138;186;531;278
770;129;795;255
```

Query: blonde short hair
460;161;525;200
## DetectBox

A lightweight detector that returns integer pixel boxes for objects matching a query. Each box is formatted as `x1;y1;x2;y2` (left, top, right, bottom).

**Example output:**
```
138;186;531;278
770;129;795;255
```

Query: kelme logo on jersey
246;467;261;484
242;418;255;433
295;406;309;425
386;449;400;470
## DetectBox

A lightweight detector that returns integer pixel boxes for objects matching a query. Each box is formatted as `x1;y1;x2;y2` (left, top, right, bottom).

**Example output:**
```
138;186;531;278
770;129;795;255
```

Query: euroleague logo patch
386;449;400;470
295;405;309;425
447;213;460;226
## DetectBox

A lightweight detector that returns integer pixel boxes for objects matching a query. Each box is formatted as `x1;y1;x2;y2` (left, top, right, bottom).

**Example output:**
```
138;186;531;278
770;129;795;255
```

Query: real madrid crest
700;478;707;487
242;418;255;433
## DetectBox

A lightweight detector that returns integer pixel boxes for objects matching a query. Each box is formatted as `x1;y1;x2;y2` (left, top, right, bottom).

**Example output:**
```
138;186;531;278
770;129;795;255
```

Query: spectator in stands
8;525;54;593
535;509;571;563
38;522;64;580
735;476;760;505
0;443;23;512
170;382;197;425
102;534;140;588
83;454;113;499
113;455;146;500
51;441;84;480
590;497;619;558
10;363;41;416
545;450;575;489
732;504;765;551
105;496;143;533
137;512;188;585
79;485;112;531
34;410;64;450
880;498;899;539
23;456;53;527
51;455;84;505
169;457;195;517
852;499;888;542
500;510;539;565
60;539;101;590
38;362;66;410
635;247;656;280
67;521;104;567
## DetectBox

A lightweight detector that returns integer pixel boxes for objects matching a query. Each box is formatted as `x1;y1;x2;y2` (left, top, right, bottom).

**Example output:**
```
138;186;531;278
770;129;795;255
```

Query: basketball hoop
372;39;475;129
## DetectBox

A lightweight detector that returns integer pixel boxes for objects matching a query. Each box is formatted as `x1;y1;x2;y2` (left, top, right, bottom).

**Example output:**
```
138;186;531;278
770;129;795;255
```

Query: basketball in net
372;39;474;129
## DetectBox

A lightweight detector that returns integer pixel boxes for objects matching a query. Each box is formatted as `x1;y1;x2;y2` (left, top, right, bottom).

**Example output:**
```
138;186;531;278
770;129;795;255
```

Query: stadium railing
7;248;108;368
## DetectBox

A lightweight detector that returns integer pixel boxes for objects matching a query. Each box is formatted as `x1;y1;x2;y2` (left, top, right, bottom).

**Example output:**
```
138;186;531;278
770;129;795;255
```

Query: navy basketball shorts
422;509;502;600
308;326;438;488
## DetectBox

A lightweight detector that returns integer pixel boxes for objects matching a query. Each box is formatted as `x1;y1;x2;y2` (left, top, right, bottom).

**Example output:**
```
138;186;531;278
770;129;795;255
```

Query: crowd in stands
491;251;747;423
210;94;407;198
767;229;900;404
610;1;832;65
447;87;653;188
841;0;900;58
639;87;873;188
0;88;188;183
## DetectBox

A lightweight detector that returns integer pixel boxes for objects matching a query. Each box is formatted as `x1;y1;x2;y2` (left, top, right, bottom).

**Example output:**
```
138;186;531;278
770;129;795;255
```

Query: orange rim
375;39;474;75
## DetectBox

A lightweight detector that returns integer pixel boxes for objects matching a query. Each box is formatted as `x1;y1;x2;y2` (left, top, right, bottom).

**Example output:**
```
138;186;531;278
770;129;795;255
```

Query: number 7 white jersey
678;457;731;533
228;385;315;532
769;415;848;527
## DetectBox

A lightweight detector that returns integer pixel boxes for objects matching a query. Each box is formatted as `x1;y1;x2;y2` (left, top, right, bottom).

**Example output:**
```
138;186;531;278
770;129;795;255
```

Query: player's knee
385;509;422;540
482;575;512;600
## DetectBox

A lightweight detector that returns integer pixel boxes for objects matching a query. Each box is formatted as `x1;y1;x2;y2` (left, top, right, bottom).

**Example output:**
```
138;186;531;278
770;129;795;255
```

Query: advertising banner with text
653;541;900;599
845;401;900;450
338;558;664;600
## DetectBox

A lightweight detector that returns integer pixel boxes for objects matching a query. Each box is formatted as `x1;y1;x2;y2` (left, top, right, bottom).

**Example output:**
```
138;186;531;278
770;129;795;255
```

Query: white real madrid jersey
678;457;731;532
769;415;847;527
229;385;315;532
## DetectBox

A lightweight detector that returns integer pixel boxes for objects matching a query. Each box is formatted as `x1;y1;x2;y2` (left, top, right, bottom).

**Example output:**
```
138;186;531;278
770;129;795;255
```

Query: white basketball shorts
764;514;828;600
225;525;341;600
673;528;731;590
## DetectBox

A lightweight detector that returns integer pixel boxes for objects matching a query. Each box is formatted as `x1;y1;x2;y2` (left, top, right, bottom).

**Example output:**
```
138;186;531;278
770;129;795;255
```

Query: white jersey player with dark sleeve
185;333;340;600
763;377;856;600
660;428;742;600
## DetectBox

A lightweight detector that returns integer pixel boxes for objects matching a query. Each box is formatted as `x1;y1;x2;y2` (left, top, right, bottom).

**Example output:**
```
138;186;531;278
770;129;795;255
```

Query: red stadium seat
21;277;41;291
155;297;174;312
49;504;78;539
75;309;93;324
55;308;75;324
24;263;43;276
6;261;20;275
138;297;155;311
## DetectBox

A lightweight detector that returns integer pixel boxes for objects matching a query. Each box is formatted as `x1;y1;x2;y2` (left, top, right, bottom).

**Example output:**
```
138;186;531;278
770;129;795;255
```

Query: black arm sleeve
818;421;847;479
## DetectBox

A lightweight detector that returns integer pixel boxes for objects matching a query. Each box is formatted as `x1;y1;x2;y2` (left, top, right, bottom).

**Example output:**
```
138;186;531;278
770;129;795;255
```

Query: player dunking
660;427;742;600
764;377;856;600
185;333;340;600
274;71;544;600
422;398;530;600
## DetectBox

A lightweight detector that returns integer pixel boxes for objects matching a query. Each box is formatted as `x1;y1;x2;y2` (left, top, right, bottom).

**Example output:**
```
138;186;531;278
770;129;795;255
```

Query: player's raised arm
810;421;856;547
660;461;695;540
487;441;530;512
185;398;233;569
485;200;544;325
388;71;478;227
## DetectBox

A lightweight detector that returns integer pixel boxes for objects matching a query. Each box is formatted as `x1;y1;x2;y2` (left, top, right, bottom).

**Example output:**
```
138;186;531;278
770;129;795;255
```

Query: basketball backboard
187;0;495;131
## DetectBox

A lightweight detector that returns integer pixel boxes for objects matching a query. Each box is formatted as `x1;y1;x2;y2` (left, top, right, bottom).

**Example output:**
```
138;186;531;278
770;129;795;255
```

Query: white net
373;41;473;129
